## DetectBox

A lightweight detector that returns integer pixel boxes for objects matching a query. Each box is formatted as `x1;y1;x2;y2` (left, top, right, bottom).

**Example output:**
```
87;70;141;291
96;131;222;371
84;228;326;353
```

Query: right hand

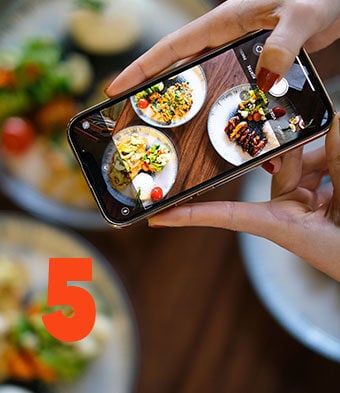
105;0;340;97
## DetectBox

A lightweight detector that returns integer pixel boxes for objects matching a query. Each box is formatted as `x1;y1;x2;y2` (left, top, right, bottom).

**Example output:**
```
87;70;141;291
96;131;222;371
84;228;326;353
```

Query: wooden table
1;40;340;393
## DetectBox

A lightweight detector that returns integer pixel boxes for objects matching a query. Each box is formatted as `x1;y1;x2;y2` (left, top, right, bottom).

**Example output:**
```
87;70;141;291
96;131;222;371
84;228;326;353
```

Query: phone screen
69;30;333;225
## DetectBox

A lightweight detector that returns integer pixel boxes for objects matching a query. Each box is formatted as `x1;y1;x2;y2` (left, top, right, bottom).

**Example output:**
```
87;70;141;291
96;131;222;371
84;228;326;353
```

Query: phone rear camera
252;43;263;56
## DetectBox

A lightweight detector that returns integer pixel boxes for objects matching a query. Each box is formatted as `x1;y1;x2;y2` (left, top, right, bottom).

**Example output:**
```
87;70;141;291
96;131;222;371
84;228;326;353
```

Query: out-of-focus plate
0;0;211;229
102;125;178;207
239;141;340;361
0;212;139;393
130;66;207;128
207;84;280;165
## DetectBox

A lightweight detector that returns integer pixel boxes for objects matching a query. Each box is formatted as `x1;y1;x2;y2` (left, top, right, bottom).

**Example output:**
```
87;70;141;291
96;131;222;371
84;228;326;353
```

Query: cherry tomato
137;98;149;109
253;112;261;122
1;117;36;155
150;187;163;201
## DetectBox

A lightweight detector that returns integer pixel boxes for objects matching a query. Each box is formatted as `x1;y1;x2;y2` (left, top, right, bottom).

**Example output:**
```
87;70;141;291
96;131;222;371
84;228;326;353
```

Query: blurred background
0;0;339;392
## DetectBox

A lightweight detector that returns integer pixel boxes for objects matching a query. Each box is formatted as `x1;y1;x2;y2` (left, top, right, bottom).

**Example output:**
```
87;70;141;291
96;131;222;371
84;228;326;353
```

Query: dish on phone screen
130;66;207;128
68;30;334;227
101;125;178;207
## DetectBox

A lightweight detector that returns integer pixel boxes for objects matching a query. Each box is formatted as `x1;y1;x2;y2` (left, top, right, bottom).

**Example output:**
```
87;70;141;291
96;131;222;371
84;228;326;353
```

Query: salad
0;256;111;387
0;38;95;209
108;130;171;203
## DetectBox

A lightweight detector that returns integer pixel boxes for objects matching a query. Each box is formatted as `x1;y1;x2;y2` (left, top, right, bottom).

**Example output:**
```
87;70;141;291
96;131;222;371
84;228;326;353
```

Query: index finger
104;0;273;96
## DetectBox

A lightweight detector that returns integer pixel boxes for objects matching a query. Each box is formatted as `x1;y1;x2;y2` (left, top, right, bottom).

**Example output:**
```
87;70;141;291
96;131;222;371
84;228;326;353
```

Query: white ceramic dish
130;66;207;128
0;212;138;393
102;126;178;207
239;122;340;360
0;0;210;229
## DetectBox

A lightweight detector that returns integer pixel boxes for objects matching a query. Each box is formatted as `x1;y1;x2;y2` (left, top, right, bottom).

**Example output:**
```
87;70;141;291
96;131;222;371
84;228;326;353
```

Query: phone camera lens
252;43;263;56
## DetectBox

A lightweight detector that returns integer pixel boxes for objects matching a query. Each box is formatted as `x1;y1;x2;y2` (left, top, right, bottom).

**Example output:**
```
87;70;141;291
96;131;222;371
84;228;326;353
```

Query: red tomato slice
137;98;149;109
150;187;163;201
1;117;36;155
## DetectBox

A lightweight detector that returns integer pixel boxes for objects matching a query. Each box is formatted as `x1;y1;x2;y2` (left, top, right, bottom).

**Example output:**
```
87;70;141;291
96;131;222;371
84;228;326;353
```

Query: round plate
207;84;280;166
130;66;207;128
239;158;340;362
0;0;211;228
0;213;138;392
102;125;178;207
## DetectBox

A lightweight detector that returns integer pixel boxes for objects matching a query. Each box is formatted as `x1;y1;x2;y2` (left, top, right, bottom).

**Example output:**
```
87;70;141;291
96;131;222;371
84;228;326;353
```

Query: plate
207;84;281;166
0;212;138;393
130;66;207;128
0;0;211;228
239;159;340;362
102;125;178;207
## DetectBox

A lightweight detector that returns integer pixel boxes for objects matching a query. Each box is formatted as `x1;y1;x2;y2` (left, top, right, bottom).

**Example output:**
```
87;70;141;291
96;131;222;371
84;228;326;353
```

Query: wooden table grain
1;40;340;393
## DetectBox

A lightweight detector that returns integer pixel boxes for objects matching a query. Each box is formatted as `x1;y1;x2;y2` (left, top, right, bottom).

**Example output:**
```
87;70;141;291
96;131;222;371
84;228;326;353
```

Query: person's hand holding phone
147;114;340;281
105;0;340;97
105;0;340;280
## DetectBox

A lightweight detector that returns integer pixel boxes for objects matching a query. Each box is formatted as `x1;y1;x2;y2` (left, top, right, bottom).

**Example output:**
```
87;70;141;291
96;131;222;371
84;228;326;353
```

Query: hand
148;114;340;281
105;0;340;96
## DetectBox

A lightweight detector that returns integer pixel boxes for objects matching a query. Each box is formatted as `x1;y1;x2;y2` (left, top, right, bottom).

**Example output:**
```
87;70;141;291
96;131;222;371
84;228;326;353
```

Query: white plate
239;157;340;361
0;213;138;393
0;0;211;229
131;66;207;128
207;84;280;166
102;126;178;207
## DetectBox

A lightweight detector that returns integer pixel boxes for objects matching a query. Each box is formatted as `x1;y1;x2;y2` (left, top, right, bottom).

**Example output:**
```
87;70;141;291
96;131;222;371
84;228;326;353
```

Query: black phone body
68;30;334;228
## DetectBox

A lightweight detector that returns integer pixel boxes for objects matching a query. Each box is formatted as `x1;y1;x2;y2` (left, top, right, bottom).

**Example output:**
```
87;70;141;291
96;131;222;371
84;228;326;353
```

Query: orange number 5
42;258;96;342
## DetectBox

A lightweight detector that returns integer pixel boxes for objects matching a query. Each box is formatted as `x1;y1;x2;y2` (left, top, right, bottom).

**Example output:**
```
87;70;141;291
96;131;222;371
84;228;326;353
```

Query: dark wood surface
1;41;340;393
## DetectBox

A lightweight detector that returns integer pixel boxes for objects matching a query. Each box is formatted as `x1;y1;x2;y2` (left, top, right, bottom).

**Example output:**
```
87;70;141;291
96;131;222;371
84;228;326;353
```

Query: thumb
325;112;340;225
256;6;321;91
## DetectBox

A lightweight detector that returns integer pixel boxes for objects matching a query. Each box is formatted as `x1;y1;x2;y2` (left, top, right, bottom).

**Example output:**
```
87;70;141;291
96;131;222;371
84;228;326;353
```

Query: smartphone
68;30;334;228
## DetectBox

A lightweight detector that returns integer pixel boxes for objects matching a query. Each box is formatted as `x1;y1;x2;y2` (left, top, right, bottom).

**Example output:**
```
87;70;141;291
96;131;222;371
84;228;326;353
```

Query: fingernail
262;161;274;174
257;68;280;92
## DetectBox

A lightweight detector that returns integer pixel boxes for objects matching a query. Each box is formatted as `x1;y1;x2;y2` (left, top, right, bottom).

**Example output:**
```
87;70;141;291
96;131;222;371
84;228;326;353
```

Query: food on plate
134;81;193;125
225;116;267;157
142;143;171;173
150;186;163;201
237;88;268;122
224;88;269;157
132;172;155;201
0;257;28;315
1;118;36;156
112;132;148;181
68;0;141;54
288;115;306;132
0;38;96;208
108;150;132;191
107;130;171;202
271;106;286;119
0;256;111;386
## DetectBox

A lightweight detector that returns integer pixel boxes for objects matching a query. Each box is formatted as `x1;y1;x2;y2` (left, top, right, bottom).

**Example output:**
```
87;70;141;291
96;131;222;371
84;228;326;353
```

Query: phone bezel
68;30;335;228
